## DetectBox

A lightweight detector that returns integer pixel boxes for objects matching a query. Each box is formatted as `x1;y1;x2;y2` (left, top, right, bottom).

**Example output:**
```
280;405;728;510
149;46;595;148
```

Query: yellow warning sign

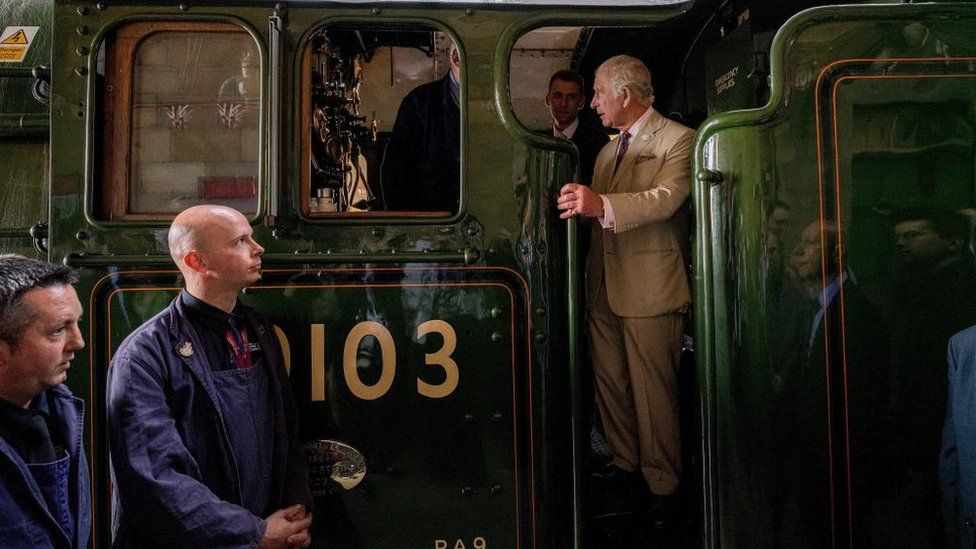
0;30;28;45
0;26;39;63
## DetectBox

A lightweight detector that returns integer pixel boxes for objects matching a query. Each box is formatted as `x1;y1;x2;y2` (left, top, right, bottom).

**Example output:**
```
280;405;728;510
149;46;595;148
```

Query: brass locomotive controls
309;32;378;214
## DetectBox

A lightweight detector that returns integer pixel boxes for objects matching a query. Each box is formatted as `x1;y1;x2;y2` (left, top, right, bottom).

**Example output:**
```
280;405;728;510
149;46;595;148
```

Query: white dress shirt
598;106;656;230
553;117;580;140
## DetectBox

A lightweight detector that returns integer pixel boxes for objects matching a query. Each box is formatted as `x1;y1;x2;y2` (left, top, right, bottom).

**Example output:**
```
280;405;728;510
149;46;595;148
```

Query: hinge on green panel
29;221;48;254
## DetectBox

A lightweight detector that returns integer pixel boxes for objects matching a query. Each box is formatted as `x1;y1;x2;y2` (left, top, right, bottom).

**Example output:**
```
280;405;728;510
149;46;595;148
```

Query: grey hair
0;255;78;345
596;55;655;101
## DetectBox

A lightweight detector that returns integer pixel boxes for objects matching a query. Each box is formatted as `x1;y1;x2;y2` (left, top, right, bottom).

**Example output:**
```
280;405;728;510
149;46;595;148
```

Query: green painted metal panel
0;0;51;116
704;21;757;115
0;0;50;256
695;4;976;548
92;266;531;548
0;136;48;256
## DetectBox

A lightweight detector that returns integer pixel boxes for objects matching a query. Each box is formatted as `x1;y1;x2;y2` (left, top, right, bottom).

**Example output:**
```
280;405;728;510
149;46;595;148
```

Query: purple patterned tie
613;131;631;176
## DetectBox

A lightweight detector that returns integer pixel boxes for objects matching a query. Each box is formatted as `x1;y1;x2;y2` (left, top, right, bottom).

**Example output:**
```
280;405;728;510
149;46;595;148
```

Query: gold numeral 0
273;325;292;376
343;321;397;401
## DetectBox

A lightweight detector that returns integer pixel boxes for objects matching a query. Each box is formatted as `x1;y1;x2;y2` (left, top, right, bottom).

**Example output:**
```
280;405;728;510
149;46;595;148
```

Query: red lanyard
224;326;251;370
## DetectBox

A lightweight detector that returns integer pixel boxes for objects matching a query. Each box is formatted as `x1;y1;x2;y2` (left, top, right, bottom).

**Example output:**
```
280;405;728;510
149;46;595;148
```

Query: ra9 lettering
435;538;487;549
305;319;461;401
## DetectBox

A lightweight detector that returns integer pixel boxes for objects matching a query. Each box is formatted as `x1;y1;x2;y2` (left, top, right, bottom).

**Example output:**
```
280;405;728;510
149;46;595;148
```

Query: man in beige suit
556;55;694;501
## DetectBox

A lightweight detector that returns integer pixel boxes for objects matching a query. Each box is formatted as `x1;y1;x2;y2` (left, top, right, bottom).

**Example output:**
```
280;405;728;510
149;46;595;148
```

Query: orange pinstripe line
812;61;837;547
836;74;976;81
815;56;976;86
829;79;854;541
86;269;177;548
262;264;531;292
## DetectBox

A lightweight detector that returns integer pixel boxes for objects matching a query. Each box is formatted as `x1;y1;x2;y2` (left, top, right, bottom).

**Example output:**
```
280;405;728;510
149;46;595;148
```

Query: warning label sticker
0;26;40;63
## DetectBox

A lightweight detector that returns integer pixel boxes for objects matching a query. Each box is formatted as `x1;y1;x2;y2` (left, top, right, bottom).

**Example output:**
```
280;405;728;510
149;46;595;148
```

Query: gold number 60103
298;320;460;401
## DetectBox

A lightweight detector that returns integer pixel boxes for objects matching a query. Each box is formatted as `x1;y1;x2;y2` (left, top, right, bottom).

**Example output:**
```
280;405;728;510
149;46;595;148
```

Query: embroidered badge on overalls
177;341;194;357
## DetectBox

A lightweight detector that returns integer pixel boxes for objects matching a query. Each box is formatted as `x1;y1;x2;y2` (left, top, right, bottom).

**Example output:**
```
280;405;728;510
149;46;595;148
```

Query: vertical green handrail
567;208;584;549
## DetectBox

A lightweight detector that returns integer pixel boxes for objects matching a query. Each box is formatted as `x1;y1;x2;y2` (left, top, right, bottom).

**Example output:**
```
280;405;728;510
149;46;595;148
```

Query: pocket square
634;153;657;165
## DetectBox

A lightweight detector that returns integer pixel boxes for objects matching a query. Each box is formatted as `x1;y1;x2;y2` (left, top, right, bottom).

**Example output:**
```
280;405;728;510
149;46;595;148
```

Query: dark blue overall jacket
0;385;91;548
106;297;311;548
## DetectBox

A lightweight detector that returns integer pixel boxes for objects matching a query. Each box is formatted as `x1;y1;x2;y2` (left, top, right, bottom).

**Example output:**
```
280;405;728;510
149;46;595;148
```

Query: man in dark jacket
545;69;611;470
769;221;891;546
107;205;313;548
545;69;609;185
889;209;976;537
0;255;89;548
381;44;460;213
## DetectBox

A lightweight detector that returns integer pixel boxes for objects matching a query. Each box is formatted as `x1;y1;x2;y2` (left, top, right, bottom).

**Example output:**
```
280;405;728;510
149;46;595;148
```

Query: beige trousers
589;278;684;495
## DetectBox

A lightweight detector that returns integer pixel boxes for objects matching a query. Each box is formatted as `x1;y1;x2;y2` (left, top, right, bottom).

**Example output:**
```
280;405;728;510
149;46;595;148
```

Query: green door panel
0;0;51;256
88;266;537;548
695;4;975;548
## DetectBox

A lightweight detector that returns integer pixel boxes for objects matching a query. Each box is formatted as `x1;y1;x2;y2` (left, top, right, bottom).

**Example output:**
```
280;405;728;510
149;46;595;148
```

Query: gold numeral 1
310;324;326;402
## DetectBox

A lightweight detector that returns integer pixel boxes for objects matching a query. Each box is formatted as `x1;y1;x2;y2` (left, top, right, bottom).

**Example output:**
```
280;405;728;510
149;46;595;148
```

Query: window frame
98;20;263;222
298;21;464;221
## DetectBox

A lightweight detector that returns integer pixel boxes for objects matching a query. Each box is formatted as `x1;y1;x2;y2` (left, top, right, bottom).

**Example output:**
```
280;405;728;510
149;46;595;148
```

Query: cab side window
302;25;460;217
98;22;260;220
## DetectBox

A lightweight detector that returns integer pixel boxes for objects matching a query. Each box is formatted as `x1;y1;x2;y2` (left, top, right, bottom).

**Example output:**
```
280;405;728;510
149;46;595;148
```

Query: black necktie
613;131;631;176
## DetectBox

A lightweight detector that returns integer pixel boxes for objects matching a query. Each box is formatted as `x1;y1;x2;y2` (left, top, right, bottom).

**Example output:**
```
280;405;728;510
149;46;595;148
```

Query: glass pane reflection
129;31;259;215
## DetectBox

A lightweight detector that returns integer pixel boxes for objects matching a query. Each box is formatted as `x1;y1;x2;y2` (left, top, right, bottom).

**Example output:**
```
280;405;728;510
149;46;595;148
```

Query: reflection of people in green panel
769;221;891;546
218;50;258;102
891;211;976;434
889;209;976;537
107;206;313;548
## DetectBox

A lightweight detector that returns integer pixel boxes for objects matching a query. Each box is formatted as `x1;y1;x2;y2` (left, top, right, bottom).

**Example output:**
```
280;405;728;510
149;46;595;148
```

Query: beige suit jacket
586;109;695;317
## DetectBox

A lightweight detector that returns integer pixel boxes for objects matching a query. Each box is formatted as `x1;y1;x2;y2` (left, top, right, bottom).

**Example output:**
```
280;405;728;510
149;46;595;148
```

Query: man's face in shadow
789;223;823;283
768;205;792;236
788;221;841;287
894;219;954;265
546;79;583;129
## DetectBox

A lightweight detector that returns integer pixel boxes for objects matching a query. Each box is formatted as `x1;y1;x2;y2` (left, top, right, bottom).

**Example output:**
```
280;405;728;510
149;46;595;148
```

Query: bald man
107;205;312;548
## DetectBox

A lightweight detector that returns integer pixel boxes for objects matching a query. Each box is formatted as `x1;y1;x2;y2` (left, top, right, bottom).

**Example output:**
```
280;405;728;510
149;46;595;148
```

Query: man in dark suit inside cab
381;43;461;213
546;69;612;469
546;69;609;185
